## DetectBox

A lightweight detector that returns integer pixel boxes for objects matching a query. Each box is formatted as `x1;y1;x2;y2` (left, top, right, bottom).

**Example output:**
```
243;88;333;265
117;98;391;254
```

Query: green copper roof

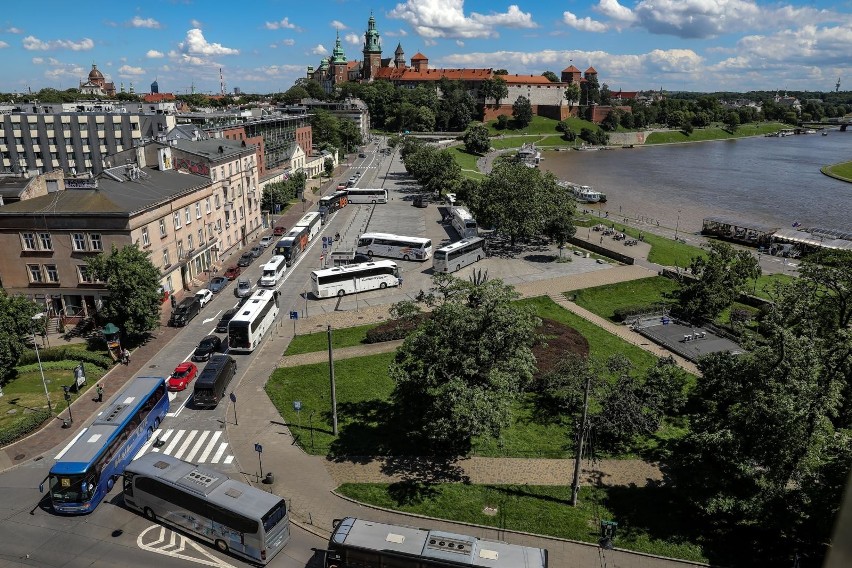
332;31;347;64
363;13;381;53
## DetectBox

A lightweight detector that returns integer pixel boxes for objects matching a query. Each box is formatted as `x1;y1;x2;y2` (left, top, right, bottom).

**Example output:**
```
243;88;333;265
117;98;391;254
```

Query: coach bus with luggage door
356;232;433;261
274;226;309;266
294;211;322;241
311;261;400;298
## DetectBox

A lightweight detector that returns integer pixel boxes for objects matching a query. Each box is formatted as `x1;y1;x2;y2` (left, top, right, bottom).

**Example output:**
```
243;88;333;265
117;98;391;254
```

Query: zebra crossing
134;428;234;465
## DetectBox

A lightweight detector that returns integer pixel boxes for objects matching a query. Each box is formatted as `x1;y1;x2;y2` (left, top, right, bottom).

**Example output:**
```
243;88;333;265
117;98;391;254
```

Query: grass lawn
645;122;788;144
594;222;705;267
823;160;852;181
450;147;481;172
336;482;708;563
488;135;542;150
571;277;679;322
485;115;599;137
750;272;795;300
284;322;380;356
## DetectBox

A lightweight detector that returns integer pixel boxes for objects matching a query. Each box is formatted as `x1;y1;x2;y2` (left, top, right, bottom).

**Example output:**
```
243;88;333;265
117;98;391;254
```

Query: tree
478;77;509;107
311;109;342;149
338;118;362;152
542;71;559;83
556;120;576;141
600;83;613;106
723;110;740;133
565;83;581;109
681;118;694;135
86;245;162;340
512;96;533;128
390;274;540;455
0;290;41;380
463;124;491;155
601;110;620;132
675;241;760;322
544;214;576;254
496;114;510;130
324;158;334;178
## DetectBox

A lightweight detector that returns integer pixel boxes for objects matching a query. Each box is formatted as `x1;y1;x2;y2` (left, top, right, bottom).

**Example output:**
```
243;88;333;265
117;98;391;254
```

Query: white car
259;235;274;248
194;289;213;308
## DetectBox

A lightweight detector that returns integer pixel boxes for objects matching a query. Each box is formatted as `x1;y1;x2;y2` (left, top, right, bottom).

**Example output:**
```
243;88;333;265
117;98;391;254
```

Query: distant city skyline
0;0;849;95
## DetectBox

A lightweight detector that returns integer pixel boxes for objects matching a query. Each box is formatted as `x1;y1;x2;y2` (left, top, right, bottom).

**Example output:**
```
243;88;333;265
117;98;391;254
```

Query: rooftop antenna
836;77;841;93
219;68;225;97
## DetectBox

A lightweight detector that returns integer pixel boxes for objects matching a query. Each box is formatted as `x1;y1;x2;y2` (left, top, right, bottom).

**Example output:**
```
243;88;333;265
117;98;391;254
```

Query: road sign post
229;392;237;426
255;443;263;483
290;310;298;334
294;400;302;439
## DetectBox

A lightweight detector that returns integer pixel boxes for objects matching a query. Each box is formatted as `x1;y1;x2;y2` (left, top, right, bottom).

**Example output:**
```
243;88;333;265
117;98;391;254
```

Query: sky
0;0;850;96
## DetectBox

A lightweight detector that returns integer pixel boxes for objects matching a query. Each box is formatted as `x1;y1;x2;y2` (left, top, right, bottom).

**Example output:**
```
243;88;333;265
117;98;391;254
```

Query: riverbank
821;160;852;183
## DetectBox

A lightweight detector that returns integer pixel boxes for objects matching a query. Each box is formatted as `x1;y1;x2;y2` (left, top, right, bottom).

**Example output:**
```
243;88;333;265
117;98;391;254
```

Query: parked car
169;297;201;327
168;362;199;391
413;194;428;208
223;265;241;280
358;152;367;158
235;278;256;298
250;245;263;258
192;335;223;362
207;276;229;293
259;235;274;248
273;226;287;236
215;307;239;333
195;288;213;308
237;252;254;267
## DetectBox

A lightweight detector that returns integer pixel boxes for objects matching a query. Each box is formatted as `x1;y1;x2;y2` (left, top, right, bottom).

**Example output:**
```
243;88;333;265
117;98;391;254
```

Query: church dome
88;65;104;80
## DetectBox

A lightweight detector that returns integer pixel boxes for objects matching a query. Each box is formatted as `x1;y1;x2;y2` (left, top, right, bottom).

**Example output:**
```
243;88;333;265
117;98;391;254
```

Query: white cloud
32;57;44;64
178;29;239;56
344;33;360;46
6;27;23;34
190;19;203;28
388;0;536;39
265;17;297;30
23;35;94;51
385;29;409;37
146;49;164;58
269;43;278;49
456;40;464;46
129;16;161;29
0;41;7;48
43;60;86;81
595;0;636;23
424;38;438;46
282;38;296;46
331;20;346;30
118;64;146;76
563;11;608;33
311;44;328;56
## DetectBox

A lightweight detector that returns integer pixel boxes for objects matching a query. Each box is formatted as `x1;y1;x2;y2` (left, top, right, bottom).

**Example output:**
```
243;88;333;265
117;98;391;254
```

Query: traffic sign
289;311;299;320
229;392;236;402
293;400;302;411
255;443;263;454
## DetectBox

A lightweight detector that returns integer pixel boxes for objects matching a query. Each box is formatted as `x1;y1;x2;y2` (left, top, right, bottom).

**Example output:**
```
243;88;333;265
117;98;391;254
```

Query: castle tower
394;42;405;69
331;31;348;86
362;13;382;80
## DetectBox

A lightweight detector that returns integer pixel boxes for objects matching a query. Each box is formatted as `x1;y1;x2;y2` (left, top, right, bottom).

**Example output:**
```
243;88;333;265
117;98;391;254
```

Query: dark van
169;297;201;327
193;355;237;408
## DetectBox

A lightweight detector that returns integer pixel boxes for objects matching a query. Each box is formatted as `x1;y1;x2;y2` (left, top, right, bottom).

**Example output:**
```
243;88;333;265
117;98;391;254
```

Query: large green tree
463;124;491;155
390;274;540;455
512;96;533;128
479;77;509;106
565;83;581;109
87;245;162;340
0;290;41;380
676;241;760;322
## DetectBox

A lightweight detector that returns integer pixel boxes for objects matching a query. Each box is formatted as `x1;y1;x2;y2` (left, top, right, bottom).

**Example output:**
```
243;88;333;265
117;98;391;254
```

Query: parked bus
325;517;548;568
356;232;433;261
311;260;400;298
294;211;322;242
259;255;287;287
124;453;290;564
450;206;478;239
433;237;487;273
319;192;348;221
345;187;387;204
274;226;308;266
228;288;280;353
44;376;168;514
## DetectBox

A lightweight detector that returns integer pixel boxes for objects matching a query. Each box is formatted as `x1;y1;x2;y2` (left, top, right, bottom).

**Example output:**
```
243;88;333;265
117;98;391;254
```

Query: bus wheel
380;282;387;289
154;416;161;428
215;540;229;553
403;254;410;261
367;250;373;257
337;289;345;297
144;507;156;521
477;255;481;262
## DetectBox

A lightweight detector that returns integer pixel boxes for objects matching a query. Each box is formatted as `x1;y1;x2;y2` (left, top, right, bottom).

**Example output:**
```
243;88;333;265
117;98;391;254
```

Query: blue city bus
43;376;168;514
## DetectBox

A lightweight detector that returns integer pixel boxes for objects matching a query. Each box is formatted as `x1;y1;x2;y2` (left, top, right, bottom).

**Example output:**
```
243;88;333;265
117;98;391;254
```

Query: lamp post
31;313;52;415
675;210;682;241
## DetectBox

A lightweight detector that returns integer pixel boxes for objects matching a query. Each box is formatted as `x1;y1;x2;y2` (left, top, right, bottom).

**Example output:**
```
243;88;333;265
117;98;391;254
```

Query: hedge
612;303;674;322
0;409;50;446
18;346;114;369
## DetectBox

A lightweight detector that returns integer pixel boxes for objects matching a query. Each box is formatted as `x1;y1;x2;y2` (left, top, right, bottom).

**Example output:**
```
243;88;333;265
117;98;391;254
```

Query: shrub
17;346;113;369
612;303;674;322
0;409;50;446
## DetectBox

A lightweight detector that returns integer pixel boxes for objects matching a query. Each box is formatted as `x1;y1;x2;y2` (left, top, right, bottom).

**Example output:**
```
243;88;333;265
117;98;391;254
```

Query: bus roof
295;212;320;226
262;255;286;269
311;260;397;278
331;517;547;568
359;232;431;243
126;453;283;521
346;187;385;192
51;376;165;475
436;237;485;253
230;289;276;323
451;206;475;219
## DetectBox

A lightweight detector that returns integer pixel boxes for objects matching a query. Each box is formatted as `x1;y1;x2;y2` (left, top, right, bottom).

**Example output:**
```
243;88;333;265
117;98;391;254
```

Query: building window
78;265;96;283
173;212;181;230
227;235;232;246
159;218;167;237
21;232;37;250
28;264;43;283
142;227;150;247
187;234;193;251
44;265;59;283
163;249;170;267
177;240;184;259
72;233;87;251
38;232;53;250
185;207;191;224
212;169;217;181
195;203;202;219
214;194;220;209
239;206;244;220
90;233;102;251
205;197;211;214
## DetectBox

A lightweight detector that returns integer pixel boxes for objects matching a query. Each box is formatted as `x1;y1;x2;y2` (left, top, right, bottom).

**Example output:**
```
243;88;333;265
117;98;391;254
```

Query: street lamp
31;313;52;415
675;210;682;241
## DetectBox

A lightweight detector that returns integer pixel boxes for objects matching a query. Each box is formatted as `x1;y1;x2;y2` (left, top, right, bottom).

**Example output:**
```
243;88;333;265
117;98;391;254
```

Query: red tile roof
585;66;597;74
562;65;581;73
346;61;360;71
373;67;493;81
411;52;428;61
143;93;176;103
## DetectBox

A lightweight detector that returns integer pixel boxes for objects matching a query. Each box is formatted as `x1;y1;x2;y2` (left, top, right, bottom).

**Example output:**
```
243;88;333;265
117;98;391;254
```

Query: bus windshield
229;322;249;347
49;473;89;503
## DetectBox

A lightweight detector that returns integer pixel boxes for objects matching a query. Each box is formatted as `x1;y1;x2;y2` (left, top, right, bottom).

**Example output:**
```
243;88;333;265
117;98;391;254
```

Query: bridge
802;117;852;131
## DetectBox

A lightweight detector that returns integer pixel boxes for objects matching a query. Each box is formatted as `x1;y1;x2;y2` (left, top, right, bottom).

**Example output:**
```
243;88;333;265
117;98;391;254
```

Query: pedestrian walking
121;348;130;365
96;384;104;402
600;236;603;244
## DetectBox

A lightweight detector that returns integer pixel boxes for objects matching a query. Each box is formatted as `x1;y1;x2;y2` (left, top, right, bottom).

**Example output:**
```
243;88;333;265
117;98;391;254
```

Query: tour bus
319;192;348;221
259;255;287;287
345;187;388;204
450;206;479;239
294;211;322;241
228;288;280;353
44;376;169;514
274;226;309;266
433;237;487;273
325;517;548;568
356;232;433;261
124;453;290;564
311;260;400;298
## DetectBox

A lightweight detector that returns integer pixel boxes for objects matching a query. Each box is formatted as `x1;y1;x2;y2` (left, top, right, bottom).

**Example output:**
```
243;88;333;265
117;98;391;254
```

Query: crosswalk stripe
211;442;228;463
223;455;234;465
173;430;198;460
162;430;186;455
197;431;222;462
135;428;163;459
183;431;209;463
132;428;232;465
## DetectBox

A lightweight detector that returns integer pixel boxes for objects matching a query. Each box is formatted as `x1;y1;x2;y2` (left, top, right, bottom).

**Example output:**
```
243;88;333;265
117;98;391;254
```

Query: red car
223;265;241;280
168;362;198;391
273;226;287;236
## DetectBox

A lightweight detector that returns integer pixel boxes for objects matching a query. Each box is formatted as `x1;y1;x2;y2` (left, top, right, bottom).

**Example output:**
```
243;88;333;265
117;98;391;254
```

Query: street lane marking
210;442;228;463
173;429;198;460
197;431;222;462
223;455;234;465
137;525;236;567
183;430;209;463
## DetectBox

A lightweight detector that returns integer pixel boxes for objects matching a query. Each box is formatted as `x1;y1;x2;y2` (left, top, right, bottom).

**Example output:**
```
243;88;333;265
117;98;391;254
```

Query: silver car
235;278;256;298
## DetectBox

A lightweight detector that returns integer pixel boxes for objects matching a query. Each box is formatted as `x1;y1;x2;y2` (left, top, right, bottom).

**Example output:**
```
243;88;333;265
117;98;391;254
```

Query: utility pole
327;325;339;436
571;376;592;507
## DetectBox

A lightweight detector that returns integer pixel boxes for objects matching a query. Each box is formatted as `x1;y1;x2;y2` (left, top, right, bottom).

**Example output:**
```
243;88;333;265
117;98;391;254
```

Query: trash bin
263;472;274;484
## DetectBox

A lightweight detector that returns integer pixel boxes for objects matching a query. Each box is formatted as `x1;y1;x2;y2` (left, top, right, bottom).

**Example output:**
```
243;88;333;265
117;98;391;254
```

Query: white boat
558;181;604;203
516;143;541;166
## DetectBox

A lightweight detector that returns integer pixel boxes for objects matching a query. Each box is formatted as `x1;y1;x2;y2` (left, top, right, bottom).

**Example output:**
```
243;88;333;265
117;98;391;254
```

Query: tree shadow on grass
326;399;404;461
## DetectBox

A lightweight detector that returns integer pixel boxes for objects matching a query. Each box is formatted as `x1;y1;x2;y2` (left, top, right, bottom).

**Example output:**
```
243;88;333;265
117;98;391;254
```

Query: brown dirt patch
533;318;589;377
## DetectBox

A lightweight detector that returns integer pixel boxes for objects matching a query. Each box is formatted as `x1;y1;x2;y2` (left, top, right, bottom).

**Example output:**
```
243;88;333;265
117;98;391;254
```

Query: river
539;130;852;235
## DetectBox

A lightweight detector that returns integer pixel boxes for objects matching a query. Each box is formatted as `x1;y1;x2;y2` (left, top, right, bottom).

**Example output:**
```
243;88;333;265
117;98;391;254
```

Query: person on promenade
121;348;130;365
96;384;104;402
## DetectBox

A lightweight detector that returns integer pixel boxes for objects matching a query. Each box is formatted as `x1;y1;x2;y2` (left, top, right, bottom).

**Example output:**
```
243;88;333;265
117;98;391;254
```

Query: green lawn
591;221;705;267
488;135;542;150
336;483;708;563
823;160;852;182
571;277;679;321
284;322;380;355
750;272;795;300
485;115;599;136
645;122;788;144
450;147;481;172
